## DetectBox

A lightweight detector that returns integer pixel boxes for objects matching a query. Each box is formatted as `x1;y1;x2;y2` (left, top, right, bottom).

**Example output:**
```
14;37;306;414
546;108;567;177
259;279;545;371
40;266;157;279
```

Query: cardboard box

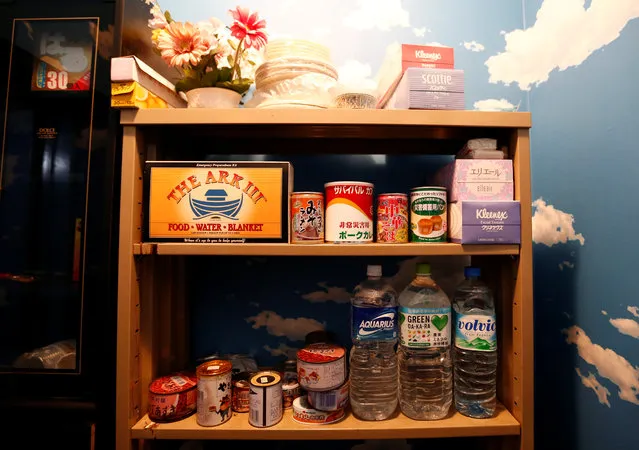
376;44;455;108
111;81;170;109
434;159;514;202
449;201;520;244
111;55;186;108
145;161;293;243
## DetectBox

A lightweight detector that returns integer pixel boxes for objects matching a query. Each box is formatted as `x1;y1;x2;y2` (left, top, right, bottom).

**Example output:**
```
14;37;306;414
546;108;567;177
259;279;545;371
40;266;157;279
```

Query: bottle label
455;314;497;352
352;306;397;341
399;306;450;348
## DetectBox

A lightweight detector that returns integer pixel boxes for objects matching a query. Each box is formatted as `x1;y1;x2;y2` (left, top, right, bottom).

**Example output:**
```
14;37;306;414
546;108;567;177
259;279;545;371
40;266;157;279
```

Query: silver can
249;371;283;428
196;360;233;427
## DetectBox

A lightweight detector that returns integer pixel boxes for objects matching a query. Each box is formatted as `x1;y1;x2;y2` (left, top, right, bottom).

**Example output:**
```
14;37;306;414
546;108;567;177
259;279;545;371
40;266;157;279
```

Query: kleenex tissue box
449;201;520;244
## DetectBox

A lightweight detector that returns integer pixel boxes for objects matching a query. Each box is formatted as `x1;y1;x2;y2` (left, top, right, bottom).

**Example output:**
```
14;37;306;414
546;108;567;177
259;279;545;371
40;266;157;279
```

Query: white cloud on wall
486;0;639;90
337;60;378;90
263;343;299;359
564;325;639;405
628;306;639;318
609;318;639;339
575;368;611;407
463;40;485;52
413;26;429;37
532;198;585;247
302;282;352;303
559;261;575;270
343;0;410;31
473;98;516;111
246;311;324;341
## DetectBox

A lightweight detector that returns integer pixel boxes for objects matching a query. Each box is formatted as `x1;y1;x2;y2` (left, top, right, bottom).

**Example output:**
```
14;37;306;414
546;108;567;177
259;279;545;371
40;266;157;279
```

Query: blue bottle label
455;314;497;351
352;306;397;341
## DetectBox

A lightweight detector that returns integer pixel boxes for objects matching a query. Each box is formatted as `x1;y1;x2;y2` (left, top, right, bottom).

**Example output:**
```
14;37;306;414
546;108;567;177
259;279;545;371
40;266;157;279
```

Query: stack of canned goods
295;342;349;424
291;183;448;244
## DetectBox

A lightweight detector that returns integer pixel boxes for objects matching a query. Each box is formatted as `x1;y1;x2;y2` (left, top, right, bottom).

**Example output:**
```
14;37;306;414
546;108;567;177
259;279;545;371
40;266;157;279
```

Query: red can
324;181;374;243
376;193;409;243
291;192;324;244
148;372;198;423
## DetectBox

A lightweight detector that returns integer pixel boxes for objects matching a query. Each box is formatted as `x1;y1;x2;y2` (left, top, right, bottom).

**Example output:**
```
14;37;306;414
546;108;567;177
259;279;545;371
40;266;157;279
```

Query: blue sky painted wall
133;1;639;448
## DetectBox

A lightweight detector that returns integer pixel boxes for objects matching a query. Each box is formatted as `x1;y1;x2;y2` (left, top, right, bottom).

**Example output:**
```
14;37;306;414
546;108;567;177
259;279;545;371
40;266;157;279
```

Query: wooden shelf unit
116;109;533;450
131;403;520;440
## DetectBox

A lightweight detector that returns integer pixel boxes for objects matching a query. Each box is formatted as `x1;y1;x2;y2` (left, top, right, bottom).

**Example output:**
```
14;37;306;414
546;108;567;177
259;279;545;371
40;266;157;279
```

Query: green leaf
247;60;256;66
218;67;233;83
215;80;252;95
164;11;174;23
201;67;219;87
228;39;237;51
174;77;201;93
227;55;234;66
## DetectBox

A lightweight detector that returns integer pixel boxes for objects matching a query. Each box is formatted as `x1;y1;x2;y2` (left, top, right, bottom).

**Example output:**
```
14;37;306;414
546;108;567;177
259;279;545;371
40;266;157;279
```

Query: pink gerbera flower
229;6;267;50
156;21;216;68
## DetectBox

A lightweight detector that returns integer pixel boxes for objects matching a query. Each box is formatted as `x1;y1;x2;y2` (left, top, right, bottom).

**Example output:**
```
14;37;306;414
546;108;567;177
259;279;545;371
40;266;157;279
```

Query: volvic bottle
398;263;452;420
350;264;398;420
452;267;498;418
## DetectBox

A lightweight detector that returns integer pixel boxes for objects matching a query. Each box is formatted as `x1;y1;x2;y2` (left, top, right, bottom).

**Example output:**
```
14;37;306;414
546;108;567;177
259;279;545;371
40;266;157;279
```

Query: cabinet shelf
131;404;520;440
133;243;520;256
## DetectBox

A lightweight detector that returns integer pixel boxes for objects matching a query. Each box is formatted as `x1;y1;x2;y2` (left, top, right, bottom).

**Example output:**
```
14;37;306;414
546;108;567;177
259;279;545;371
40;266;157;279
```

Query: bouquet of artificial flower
146;1;268;95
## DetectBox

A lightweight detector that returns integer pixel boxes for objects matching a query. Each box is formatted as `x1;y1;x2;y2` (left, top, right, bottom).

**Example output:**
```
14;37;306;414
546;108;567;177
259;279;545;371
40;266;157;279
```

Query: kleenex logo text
476;208;508;220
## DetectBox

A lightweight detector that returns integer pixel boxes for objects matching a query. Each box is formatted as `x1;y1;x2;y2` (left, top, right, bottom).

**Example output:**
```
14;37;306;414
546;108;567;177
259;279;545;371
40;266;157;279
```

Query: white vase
185;87;242;108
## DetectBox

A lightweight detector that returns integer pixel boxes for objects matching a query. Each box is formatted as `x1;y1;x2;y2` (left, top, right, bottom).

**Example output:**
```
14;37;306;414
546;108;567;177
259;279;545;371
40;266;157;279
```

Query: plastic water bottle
452;267;498;418
350;264;398;421
398;263;452;420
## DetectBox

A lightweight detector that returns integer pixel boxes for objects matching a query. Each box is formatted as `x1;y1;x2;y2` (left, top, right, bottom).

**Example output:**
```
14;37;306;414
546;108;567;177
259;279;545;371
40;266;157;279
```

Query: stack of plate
247;39;339;109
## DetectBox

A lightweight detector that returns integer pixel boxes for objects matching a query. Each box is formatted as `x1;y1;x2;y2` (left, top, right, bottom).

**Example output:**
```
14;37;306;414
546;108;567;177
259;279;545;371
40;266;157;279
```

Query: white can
324;181;374;243
196;360;233;427
249;371;283;428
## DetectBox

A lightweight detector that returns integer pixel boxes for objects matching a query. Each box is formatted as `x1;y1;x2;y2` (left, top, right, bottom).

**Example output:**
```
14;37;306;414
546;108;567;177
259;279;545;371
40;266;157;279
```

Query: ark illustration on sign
189;189;244;220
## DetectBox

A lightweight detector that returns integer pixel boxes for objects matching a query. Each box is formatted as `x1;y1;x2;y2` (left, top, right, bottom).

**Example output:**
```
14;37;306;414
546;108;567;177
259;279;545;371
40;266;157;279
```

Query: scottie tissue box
449;201;520;244
385;67;464;110
434;159;514;202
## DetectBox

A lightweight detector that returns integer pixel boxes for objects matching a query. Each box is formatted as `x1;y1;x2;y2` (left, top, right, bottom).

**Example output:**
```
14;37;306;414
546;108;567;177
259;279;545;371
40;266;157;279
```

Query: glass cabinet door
0;18;98;373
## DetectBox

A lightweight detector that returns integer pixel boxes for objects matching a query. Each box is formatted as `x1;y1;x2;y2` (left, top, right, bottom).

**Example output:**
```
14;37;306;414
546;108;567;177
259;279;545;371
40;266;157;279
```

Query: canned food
306;380;350;412
291;192;324;244
148;372;197;423
324;181;374;243
376;193;409;243
292;396;346;425
281;359;298;382
232;372;251;413
249;371;283;428
297;343;346;392
282;379;302;409
196;360;233;427
410;187;447;242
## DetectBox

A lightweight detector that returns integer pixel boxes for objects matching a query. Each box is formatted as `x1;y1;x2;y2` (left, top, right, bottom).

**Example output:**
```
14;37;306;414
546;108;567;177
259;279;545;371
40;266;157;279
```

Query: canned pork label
291;192;324;243
232;377;251;412
196;360;233;426
410;187;447;242
249;371;283;428
324;182;374;243
377;194;409;243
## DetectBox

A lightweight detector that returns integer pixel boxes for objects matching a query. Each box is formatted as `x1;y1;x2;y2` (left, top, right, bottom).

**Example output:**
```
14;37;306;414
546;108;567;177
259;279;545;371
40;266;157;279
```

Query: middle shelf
131;403;520;440
133;243;520;256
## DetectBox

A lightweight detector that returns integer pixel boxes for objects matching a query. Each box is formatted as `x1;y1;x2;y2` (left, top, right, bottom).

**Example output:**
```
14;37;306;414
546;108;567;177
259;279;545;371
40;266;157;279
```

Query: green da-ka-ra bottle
452;267;498;418
397;263;453;420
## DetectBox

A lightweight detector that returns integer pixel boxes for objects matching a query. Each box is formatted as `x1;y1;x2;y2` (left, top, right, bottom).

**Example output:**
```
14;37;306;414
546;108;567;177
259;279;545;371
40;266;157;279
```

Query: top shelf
120;109;532;129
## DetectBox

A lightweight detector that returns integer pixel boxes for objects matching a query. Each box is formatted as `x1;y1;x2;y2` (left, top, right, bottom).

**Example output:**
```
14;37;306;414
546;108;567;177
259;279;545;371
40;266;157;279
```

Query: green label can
410;187;447;242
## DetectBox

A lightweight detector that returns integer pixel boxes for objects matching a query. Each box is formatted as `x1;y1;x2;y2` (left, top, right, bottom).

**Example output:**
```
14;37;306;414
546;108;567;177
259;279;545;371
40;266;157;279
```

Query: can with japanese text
376;193;409;243
249;371;283;428
232;372;251;413
297;343;347;392
196;360;233;427
282;379;302;409
291;192;324;244
410;187;447;242
148;372;198;423
324;181;374;244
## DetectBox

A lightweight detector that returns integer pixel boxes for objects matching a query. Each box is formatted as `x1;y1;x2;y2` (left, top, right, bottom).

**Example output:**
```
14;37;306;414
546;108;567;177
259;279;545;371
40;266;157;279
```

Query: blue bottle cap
464;267;481;278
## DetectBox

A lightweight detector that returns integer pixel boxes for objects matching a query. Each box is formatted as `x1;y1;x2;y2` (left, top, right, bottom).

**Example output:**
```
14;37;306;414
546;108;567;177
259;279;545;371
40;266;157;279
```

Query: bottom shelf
131;403;520;440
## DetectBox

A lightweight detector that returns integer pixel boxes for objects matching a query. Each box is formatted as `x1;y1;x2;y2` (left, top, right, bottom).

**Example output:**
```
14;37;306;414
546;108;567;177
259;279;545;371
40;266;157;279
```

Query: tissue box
449;201;520;244
385;68;465;110
434;159;514;202
400;44;454;70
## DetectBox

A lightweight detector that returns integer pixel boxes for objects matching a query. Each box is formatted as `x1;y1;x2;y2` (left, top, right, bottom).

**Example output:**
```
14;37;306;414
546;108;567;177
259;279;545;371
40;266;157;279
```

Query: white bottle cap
367;265;382;277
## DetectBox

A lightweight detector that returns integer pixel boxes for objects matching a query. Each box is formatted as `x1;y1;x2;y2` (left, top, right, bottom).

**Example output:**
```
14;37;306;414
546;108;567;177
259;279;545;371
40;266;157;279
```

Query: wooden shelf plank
131;405;520;440
120;109;531;129
135;243;520;256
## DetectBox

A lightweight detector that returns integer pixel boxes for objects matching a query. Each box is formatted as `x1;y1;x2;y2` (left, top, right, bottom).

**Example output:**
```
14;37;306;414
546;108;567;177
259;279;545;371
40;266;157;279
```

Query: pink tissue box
434;159;514;202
